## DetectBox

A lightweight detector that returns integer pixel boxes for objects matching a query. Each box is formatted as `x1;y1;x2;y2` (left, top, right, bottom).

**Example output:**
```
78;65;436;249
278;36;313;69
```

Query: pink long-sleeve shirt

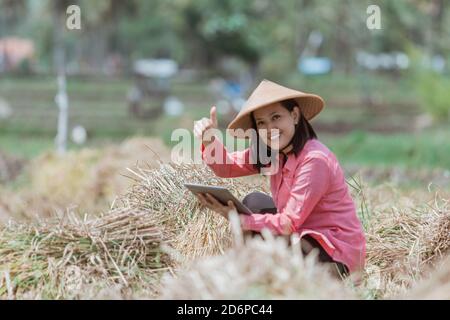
201;138;366;273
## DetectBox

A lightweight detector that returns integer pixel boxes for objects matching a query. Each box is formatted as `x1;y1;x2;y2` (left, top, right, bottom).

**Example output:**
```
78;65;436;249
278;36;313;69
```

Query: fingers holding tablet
195;193;238;219
185;183;252;215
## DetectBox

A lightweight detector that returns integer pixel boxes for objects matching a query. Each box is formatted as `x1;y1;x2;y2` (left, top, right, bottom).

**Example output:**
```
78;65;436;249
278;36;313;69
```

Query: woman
193;79;366;277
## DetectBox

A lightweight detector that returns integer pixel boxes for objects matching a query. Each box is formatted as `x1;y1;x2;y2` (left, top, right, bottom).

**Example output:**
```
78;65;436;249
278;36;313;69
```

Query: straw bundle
0;163;264;299
124;163;266;262
160;227;356;300
1;150;449;299
0;207;170;299
90;137;171;201
0;137;172;224
361;183;450;298
0;151;25;184
404;254;450;300
420;199;450;263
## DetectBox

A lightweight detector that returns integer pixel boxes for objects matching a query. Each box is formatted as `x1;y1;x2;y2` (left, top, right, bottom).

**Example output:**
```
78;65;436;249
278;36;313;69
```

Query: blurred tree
117;0;265;73
75;0;129;70
0;0;27;35
117;0;184;65
1;0;448;77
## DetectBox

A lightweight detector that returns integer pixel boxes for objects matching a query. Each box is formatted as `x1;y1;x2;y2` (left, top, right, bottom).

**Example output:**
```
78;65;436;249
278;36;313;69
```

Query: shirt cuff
240;213;258;231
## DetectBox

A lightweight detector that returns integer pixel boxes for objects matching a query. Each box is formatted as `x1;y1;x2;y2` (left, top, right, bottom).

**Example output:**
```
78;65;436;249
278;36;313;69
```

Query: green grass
0;75;216;139
1;74;449;171
322;127;450;170
0;134;54;159
0;133;125;159
6;127;450;170
0;73;419;138
286;72;417;106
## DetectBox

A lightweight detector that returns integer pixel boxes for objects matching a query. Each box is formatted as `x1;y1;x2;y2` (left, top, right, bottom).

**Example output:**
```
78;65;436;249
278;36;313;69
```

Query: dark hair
251;98;317;171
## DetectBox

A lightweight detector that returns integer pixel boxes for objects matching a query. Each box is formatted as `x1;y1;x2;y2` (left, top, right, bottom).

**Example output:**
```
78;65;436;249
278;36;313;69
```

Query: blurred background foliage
1;0;448;76
0;0;449;174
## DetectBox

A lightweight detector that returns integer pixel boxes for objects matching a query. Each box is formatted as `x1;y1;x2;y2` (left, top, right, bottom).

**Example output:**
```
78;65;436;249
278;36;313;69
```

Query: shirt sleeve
239;154;331;235
201;137;259;178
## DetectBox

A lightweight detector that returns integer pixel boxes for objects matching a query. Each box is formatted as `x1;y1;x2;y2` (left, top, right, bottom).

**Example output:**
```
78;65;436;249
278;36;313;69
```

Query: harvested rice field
0;138;449;300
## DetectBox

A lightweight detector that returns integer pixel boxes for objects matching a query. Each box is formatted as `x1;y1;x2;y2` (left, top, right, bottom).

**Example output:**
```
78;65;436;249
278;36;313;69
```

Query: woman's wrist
239;214;248;230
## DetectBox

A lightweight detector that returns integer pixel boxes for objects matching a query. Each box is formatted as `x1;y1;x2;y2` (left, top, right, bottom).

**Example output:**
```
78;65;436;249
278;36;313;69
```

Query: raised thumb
210;106;218;127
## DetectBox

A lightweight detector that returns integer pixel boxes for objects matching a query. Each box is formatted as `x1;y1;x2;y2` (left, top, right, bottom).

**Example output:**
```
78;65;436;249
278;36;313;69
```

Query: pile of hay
159;178;449;300
160;226;356;300
0;188;63;225
0;137;171;224
123;163;266;262
1;151;449;299
0;207;170;299
354;181;450;298
0;163;262;299
0;151;25;184
405;255;450;299
346;165;450;188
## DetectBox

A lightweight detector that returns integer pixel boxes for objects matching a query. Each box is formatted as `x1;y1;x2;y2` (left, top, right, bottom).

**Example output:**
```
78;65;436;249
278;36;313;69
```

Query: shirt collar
274;151;297;174
283;152;298;173
277;139;315;174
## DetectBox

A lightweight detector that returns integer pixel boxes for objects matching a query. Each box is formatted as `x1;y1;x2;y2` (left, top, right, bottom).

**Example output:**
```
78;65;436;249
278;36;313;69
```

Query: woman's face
253;103;300;151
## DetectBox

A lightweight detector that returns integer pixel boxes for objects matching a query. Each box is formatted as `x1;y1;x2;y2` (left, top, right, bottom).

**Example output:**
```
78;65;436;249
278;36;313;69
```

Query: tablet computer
184;183;252;215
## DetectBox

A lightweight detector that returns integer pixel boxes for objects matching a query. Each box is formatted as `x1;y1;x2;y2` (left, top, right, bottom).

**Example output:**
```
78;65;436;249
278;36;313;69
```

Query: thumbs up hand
193;106;219;147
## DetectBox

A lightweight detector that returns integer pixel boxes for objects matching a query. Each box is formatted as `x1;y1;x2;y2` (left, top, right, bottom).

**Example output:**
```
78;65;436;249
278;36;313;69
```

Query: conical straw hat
227;79;324;138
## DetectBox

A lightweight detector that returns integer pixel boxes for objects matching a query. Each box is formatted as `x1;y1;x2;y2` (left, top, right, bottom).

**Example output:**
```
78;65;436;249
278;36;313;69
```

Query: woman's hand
193;106;218;147
196;193;237;220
